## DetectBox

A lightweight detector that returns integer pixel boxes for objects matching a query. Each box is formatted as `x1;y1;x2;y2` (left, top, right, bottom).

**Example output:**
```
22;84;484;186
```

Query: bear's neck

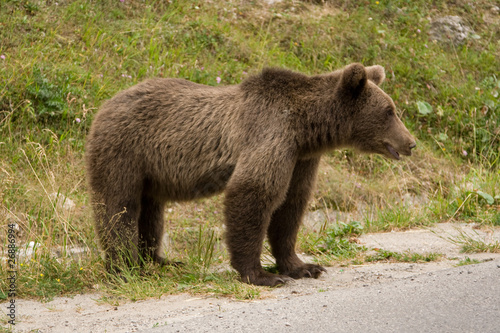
239;69;351;158
294;92;351;158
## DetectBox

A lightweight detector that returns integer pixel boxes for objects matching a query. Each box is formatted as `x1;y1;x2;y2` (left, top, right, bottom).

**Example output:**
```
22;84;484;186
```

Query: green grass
1;0;499;301
299;220;366;262
456;257;482;266
364;205;432;232
449;230;500;253
365;249;443;263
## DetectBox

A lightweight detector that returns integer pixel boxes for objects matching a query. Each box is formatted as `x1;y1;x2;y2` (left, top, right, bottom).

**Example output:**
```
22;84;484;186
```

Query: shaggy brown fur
86;63;416;286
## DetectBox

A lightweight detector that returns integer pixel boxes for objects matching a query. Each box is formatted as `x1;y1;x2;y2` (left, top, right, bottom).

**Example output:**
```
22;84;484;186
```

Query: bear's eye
386;108;394;117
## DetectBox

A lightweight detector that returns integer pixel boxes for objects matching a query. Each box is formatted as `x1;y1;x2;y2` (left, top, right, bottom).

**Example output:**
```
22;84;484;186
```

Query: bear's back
86;79;248;200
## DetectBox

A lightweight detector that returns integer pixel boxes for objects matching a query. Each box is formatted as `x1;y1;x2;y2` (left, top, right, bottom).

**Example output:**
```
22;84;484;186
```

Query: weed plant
448;229;500;253
456;257;481;266
300;220;366;260
365;249;443;263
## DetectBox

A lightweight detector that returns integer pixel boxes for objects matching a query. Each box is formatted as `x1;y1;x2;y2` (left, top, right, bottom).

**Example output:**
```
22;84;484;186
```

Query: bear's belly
146;164;236;201
184;165;236;199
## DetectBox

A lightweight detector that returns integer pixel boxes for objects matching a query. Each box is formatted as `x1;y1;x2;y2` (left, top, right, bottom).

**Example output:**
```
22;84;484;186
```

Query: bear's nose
409;142;417;150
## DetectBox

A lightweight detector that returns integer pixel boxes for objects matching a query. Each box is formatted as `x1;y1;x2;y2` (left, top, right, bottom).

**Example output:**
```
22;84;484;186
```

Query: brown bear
86;63;416;286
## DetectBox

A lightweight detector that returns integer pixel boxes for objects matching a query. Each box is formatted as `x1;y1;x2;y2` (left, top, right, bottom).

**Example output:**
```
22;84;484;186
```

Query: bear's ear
340;63;367;95
365;65;386;86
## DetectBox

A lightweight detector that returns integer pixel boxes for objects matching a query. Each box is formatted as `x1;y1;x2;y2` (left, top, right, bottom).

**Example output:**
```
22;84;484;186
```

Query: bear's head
337;63;416;160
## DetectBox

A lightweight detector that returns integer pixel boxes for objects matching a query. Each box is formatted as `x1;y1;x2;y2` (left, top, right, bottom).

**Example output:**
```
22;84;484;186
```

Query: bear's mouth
386;144;400;160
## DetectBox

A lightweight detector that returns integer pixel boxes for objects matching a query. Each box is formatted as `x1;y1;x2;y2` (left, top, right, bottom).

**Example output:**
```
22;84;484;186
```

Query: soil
4;223;500;333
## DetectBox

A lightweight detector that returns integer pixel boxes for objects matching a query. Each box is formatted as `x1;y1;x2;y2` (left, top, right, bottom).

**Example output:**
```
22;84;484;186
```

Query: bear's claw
283;264;327;279
241;270;293;287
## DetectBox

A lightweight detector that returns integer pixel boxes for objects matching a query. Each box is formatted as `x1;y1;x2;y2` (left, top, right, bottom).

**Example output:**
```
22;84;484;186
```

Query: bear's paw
282;263;327;279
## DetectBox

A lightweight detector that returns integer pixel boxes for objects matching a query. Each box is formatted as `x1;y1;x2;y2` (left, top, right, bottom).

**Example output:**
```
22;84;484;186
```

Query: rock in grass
429;16;476;46
49;192;76;212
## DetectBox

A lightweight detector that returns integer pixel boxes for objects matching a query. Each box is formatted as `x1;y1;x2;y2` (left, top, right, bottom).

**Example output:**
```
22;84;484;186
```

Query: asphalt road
144;259;500;333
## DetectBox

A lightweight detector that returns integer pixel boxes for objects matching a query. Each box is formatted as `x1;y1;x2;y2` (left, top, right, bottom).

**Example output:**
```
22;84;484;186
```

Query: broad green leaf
476;190;494;205
438;133;448;141
417;101;433;115
485;100;496;109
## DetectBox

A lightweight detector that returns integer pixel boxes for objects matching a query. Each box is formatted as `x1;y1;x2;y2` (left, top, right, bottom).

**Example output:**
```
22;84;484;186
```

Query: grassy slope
0;0;499;302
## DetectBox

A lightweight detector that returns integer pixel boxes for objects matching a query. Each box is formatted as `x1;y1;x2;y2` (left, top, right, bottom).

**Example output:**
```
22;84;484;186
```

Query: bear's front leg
268;157;326;279
224;149;296;286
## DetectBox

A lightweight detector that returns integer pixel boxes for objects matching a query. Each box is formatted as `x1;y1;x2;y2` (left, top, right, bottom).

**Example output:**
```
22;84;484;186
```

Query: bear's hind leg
138;193;168;265
93;195;141;271
268;157;326;279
